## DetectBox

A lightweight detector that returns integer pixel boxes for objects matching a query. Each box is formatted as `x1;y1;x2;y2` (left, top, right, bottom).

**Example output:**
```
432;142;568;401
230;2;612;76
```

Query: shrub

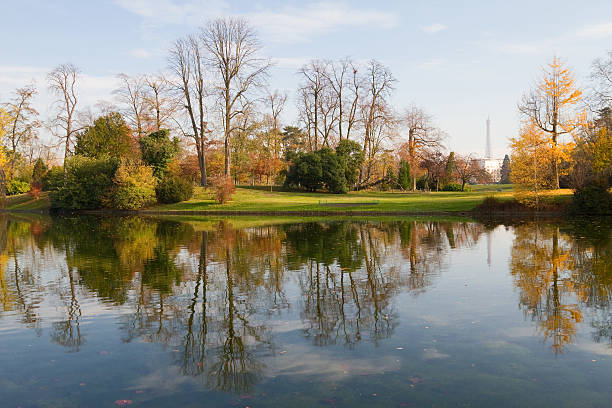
319;148;347;194
568;179;612;216
105;161;157;210
416;176;429;191
29;183;42;199
442;182;463;191
51;156;118;210
474;196;525;214
156;173;194;204
284;147;350;194
284;151;323;191
42;167;65;191
6;179;31;195
210;175;236;204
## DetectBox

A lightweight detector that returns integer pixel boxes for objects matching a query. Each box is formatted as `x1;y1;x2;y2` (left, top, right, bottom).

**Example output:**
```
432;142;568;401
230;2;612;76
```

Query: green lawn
150;184;570;213
4;192;50;211
2;185;572;214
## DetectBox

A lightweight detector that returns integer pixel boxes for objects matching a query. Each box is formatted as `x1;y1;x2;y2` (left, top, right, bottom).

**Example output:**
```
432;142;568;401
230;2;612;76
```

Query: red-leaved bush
210;175;236;204
29;182;42;199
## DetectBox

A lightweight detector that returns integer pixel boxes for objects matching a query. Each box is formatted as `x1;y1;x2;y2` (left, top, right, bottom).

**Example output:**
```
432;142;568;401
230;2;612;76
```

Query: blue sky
2;0;612;157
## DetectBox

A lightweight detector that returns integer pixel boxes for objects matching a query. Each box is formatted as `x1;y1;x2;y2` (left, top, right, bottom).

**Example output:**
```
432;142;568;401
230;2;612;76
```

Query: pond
1;215;611;407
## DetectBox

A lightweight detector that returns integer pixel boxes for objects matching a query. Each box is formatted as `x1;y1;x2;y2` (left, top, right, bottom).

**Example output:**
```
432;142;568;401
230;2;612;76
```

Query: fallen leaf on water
114;400;133;406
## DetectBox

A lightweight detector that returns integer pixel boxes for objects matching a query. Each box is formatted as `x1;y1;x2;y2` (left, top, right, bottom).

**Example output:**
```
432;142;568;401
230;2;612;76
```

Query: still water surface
1;215;611;407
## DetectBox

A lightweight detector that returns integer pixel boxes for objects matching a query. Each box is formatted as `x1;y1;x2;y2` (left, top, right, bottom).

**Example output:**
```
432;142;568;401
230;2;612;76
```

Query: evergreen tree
500;154;511;184
139;129;180;178
32;158;48;185
74;112;133;159
443;151;455;186
398;159;411;190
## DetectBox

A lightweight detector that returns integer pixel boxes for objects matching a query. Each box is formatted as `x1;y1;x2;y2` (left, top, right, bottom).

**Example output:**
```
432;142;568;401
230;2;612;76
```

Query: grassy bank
150;184;572;214
2;185;573;215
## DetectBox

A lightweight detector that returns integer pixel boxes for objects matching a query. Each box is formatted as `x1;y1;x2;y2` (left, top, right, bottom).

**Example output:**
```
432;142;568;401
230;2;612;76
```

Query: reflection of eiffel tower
487;230;492;268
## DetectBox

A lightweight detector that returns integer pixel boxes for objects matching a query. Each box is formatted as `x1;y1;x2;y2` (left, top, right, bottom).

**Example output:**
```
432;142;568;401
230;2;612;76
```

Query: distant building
477;158;504;182
476;117;503;182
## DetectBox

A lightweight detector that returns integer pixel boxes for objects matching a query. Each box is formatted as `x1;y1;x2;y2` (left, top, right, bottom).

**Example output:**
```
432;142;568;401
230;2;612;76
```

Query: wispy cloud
129;48;152;59
418;59;445;69
492;20;612;55
420;23;447;34
113;0;229;25
272;56;313;70
114;0;398;43
247;3;398;43
577;22;612;39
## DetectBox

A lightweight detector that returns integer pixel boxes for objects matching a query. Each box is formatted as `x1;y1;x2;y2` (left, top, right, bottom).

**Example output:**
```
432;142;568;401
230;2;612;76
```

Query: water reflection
1;215;612;398
505;220;612;354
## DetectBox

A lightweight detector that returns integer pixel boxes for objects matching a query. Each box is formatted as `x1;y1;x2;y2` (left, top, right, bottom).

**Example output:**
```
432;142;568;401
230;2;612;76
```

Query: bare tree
298;60;328;150
400;106;445;190
114;73;148;138
3;84;40;170
144;73;177;132
345;59;363;140
263;89;287;167
318;86;339;147
589;51;612;111
297;87;315;151
48;64;80;171
454;154;482;191
169;36;209;186
360;60;396;183
264;89;286;134
324;58;352;140
200;17;270;176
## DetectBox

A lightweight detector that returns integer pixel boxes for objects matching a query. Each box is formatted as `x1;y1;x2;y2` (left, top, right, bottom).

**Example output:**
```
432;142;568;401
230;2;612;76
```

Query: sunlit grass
4;192;50;210
3;185;573;213
151;184;572;213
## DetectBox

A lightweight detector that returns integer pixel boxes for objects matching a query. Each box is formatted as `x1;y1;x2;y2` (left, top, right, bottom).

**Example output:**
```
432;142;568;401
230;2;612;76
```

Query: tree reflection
50;265;83;351
1;215;493;392
509;221;612;353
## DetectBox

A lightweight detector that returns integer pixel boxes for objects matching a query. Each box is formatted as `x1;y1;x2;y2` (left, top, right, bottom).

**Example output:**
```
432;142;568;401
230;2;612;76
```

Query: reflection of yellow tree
510;224;582;354
0;217;44;330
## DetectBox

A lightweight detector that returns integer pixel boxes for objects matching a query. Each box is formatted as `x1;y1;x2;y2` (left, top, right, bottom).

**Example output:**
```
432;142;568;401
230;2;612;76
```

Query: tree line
0;17;504;210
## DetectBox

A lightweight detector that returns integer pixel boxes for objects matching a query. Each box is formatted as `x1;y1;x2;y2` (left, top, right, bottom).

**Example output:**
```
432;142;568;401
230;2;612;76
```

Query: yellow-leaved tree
510;121;573;207
0;108;9;205
519;57;584;189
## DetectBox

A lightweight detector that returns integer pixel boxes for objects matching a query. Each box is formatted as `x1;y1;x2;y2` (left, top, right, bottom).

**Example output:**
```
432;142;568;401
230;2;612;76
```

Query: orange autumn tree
519;57;584;189
0;108;9;204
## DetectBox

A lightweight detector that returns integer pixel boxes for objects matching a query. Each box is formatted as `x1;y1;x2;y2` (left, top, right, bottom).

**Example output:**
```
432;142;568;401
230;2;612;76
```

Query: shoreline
0;207;568;218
